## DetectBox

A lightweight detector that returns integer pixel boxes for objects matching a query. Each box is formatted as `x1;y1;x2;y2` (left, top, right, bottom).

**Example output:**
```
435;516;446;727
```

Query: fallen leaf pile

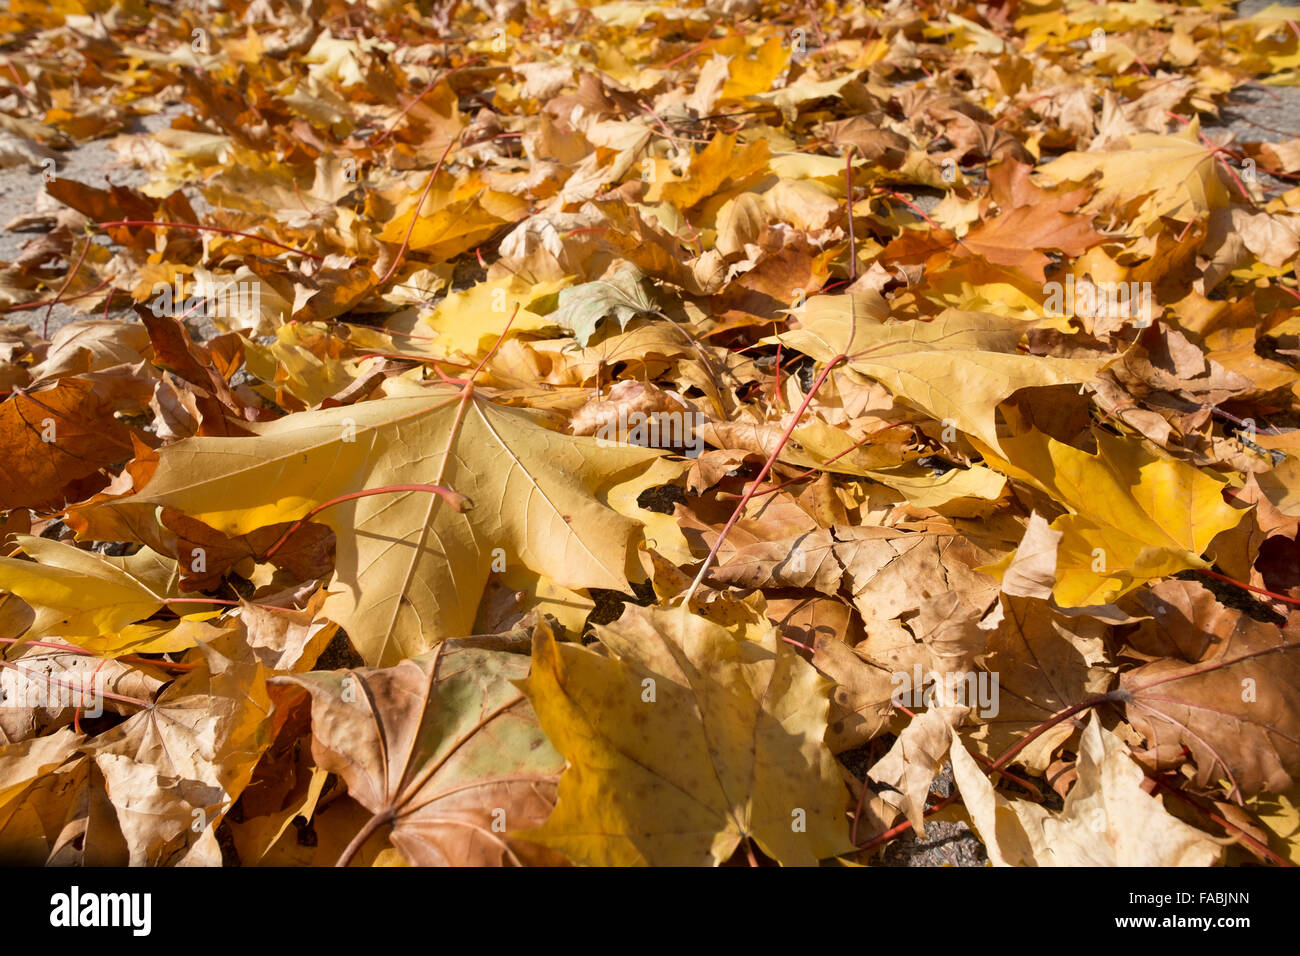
0;0;1298;866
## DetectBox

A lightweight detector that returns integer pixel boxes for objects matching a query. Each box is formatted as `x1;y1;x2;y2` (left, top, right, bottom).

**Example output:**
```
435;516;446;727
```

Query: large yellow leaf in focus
778;295;1101;455
980;429;1246;606
88;387;673;665
1038;120;1234;226
518;606;852;866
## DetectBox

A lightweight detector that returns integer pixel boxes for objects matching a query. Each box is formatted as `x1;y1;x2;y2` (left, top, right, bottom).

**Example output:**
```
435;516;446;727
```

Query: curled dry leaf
951;714;1223;866
86;633;275;847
